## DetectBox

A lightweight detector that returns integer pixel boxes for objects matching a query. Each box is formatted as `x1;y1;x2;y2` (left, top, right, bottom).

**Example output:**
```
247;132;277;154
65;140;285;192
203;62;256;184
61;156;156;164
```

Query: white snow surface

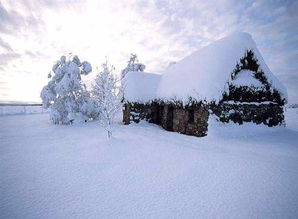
124;71;161;103
230;69;264;88
1;109;298;218
157;32;287;102
124;32;287;103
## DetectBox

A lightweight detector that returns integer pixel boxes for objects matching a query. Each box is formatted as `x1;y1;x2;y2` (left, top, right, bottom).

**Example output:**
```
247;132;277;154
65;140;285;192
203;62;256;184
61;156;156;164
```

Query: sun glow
0;0;171;102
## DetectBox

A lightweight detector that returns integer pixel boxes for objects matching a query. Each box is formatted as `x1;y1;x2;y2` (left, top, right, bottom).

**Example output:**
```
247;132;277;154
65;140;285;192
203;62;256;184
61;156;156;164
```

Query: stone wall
123;101;285;137
123;103;151;124
211;102;285;126
123;102;209;137
161;105;209;137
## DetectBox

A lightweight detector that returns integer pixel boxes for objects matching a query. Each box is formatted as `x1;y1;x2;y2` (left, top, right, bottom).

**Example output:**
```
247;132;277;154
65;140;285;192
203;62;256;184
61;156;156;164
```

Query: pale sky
0;0;297;103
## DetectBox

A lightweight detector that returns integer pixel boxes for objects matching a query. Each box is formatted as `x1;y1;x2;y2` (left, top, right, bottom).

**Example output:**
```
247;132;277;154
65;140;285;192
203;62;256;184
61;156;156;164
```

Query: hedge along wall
210;102;285;126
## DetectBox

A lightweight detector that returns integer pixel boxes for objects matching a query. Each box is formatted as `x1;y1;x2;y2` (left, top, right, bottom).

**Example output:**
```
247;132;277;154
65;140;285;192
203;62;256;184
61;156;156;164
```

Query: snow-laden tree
79;90;100;121
40;54;94;124
92;61;123;138
121;54;145;79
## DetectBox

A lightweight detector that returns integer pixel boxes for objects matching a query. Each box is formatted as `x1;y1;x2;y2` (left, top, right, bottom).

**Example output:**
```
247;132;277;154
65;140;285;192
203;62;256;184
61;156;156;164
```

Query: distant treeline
287;104;298;109
0;103;42;106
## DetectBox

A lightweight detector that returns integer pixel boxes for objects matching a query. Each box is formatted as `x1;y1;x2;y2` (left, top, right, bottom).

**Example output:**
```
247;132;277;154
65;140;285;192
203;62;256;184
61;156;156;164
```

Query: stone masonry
123;102;209;137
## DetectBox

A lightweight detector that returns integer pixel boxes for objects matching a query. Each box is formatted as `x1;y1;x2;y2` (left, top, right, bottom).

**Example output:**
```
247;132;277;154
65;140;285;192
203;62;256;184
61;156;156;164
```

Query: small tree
121;53;145;79
40;54;93;124
92;60;123;138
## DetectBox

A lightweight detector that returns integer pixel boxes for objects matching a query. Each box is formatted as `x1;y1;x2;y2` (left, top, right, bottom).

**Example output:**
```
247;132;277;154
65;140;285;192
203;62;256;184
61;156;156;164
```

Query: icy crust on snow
230;70;264;88
157;32;287;103
124;71;161;103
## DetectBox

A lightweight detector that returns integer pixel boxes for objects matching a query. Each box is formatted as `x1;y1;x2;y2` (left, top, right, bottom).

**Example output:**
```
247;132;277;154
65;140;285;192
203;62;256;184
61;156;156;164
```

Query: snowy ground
0;109;298;218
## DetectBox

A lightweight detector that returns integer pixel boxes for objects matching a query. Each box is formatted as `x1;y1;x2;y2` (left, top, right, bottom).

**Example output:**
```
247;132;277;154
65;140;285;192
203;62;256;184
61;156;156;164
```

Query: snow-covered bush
40;54;93;124
79;90;100;121
92;61;123;138
121;54;145;79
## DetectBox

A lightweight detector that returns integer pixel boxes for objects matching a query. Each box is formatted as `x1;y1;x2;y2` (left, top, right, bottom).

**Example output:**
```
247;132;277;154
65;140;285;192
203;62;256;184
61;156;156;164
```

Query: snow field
0;109;297;218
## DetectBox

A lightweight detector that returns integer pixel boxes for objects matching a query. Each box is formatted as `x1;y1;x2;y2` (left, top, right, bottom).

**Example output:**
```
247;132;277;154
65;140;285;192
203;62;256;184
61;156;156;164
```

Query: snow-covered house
123;32;287;137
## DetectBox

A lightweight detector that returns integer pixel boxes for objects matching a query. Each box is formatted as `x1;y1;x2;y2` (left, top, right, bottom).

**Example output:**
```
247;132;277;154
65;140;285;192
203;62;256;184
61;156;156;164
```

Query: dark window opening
188;109;195;123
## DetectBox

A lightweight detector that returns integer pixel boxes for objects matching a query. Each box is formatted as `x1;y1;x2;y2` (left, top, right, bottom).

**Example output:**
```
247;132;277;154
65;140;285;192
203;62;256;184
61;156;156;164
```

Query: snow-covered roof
157;32;287;102
124;32;287;103
230;70;264;88
124;71;161;103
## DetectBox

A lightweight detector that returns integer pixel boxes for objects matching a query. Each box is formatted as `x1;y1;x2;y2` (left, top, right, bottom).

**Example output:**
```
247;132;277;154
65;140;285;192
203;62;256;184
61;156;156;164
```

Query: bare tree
92;60;123;138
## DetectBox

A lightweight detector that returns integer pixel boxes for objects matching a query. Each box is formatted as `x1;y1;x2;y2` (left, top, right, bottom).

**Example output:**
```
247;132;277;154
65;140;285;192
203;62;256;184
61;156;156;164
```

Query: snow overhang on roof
123;71;161;103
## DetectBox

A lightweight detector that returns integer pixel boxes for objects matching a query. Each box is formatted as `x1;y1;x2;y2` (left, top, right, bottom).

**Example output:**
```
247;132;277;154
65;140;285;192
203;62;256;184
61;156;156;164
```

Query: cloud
25;50;48;59
0;3;26;34
0;2;43;35
0;81;8;91
0;37;13;52
132;0;298;103
0;53;21;66
0;0;297;103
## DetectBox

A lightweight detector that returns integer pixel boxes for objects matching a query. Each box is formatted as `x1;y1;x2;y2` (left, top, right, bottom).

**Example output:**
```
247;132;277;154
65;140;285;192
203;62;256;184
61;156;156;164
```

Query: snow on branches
121;54;145;79
92;60;123;138
40;54;95;124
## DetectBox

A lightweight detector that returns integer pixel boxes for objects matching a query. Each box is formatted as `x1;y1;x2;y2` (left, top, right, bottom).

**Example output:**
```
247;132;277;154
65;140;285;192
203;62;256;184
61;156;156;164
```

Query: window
188;109;195;123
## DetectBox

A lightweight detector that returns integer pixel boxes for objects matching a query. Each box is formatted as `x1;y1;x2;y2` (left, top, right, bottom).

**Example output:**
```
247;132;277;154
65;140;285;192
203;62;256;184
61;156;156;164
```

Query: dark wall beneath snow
123;102;209;137
123;103;162;124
